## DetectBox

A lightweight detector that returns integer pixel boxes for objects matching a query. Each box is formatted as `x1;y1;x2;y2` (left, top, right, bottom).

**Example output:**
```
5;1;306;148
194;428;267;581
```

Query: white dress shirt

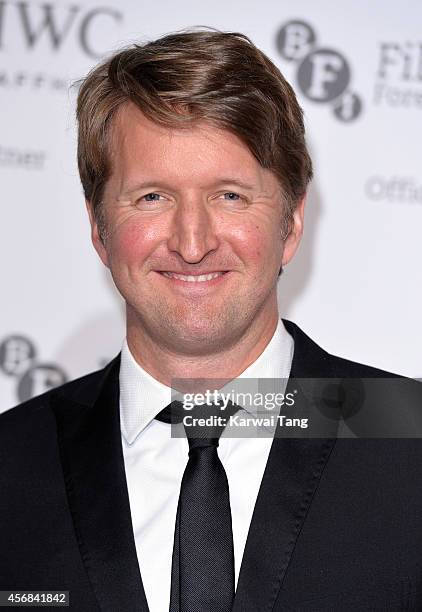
120;319;294;612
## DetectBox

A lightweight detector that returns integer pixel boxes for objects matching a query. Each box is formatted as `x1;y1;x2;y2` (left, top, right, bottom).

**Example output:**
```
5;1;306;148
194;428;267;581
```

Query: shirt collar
120;318;294;445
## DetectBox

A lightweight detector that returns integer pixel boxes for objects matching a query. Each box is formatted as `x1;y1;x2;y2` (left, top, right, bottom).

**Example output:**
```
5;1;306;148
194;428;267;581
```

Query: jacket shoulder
283;319;401;379
328;353;399;378
0;355;120;430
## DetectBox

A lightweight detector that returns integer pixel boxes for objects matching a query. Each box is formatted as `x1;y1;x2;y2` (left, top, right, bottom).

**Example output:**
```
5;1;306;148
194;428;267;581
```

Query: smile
161;272;226;283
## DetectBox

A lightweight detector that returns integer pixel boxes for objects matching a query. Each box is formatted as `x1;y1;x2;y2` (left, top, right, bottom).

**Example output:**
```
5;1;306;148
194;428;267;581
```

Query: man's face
88;103;304;356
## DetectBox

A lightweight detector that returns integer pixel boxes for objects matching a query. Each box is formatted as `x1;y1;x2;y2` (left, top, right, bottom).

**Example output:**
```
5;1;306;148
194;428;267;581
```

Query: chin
161;320;237;355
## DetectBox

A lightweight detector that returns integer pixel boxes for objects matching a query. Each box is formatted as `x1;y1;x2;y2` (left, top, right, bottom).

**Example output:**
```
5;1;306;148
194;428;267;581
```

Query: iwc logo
0;335;67;403
0;3;123;92
276;20;362;122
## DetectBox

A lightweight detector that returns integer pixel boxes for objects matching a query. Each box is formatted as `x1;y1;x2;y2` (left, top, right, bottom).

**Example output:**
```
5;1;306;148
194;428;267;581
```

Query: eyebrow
209;178;256;191
120;178;256;197
119;182;168;197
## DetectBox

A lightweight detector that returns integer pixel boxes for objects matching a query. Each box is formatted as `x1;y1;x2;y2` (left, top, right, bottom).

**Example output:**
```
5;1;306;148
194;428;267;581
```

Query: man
1;29;422;611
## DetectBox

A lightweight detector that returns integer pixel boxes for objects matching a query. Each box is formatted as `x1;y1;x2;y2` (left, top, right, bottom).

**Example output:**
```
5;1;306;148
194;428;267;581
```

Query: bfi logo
0;335;67;403
276;20;362;122
0;1;123;59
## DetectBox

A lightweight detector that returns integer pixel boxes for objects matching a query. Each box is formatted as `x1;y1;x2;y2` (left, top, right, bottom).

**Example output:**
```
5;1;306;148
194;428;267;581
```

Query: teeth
163;272;224;282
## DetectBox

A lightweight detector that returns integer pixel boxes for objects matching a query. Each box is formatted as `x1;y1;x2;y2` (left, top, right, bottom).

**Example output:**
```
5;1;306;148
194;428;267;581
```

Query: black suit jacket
1;320;422;611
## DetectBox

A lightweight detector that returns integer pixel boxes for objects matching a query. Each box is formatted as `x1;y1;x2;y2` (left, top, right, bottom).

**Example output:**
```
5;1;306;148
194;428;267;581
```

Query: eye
222;192;241;200
134;192;170;210
141;193;162;202
216;191;248;209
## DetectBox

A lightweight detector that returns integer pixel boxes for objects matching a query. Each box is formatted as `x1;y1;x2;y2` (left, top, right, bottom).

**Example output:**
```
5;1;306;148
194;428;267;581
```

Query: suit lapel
233;320;338;612
52;357;150;612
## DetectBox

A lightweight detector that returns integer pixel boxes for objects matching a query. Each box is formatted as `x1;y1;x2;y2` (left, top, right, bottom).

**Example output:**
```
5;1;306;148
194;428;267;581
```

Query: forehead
108;102;275;189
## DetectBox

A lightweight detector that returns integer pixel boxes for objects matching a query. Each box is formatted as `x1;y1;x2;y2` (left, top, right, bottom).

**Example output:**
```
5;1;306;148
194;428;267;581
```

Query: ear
85;200;110;268
281;196;306;266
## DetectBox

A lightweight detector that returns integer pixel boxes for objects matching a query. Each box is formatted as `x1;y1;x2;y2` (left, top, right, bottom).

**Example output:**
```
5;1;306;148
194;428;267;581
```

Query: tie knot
155;400;186;424
187;436;219;452
155;398;241;444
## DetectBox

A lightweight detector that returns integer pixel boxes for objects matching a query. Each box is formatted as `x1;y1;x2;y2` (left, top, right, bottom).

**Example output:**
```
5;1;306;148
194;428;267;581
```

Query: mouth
160;271;227;283
156;270;231;290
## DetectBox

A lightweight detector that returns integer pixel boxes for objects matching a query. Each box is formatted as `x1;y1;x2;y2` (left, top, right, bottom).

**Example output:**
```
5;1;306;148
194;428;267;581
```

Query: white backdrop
1;0;421;410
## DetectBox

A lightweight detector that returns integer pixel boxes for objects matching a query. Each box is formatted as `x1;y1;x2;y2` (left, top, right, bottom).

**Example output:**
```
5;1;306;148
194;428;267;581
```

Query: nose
167;197;219;263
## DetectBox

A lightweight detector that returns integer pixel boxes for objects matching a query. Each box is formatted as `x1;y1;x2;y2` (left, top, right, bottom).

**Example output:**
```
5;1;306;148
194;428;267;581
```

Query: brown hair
76;28;312;240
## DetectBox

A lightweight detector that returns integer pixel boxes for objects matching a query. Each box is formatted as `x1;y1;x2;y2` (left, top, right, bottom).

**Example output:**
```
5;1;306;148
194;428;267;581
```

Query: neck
126;312;279;389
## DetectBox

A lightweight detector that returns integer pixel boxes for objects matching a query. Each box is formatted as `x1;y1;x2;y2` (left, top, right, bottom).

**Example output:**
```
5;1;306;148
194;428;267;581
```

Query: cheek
106;215;165;265
230;221;283;266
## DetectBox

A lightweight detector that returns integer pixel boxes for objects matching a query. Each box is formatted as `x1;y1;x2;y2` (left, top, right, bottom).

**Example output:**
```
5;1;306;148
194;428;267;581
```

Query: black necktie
156;400;240;612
